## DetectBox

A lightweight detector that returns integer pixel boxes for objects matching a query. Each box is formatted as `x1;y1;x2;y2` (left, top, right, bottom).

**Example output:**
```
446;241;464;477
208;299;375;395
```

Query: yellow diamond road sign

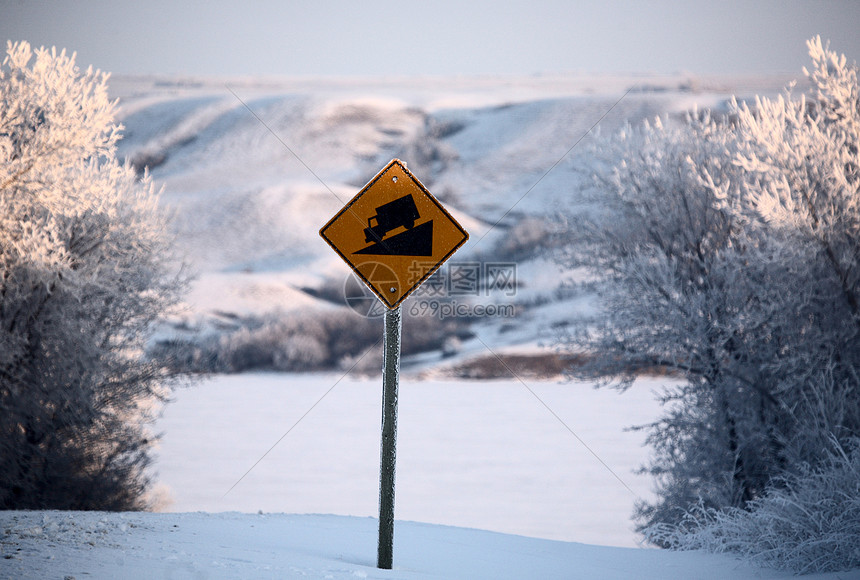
320;159;469;309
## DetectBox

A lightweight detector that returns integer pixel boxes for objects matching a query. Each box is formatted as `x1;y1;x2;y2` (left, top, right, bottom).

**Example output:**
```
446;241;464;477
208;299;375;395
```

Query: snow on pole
377;304;402;570
377;306;402;570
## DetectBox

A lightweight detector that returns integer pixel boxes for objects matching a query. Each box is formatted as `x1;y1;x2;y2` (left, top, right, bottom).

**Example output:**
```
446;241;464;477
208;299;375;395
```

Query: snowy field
152;373;662;547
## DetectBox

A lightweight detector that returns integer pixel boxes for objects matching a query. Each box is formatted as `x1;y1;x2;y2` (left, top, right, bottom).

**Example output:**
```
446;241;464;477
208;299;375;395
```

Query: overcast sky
1;0;858;77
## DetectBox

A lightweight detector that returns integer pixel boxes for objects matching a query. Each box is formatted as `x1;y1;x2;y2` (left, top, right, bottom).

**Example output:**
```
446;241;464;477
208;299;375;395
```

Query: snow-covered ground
3;510;852;580
0;512;857;580
12;400;852;580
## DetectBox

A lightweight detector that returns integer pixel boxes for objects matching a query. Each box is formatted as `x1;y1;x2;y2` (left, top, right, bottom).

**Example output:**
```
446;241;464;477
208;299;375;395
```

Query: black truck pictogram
364;194;420;243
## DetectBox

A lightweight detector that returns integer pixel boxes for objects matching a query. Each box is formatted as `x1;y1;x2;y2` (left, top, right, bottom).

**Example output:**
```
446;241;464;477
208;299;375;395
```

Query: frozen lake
152;372;664;547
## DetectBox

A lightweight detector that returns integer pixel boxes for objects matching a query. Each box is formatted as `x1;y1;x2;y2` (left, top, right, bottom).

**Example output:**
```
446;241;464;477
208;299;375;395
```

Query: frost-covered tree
645;437;860;573
0;42;185;509
558;37;860;539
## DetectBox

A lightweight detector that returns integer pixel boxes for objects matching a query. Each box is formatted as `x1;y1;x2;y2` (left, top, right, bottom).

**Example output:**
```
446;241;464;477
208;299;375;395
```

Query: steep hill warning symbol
355;194;433;256
319;159;468;309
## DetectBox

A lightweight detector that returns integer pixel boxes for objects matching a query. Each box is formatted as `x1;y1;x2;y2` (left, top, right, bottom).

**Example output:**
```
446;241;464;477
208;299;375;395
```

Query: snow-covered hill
110;73;793;358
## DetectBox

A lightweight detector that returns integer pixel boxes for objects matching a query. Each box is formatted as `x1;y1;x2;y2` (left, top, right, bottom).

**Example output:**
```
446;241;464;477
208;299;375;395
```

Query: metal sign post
319;159;468;570
377;305;401;569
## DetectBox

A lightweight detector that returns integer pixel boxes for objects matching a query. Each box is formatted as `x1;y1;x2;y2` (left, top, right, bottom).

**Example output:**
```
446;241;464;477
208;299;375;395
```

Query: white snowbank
1;511;848;580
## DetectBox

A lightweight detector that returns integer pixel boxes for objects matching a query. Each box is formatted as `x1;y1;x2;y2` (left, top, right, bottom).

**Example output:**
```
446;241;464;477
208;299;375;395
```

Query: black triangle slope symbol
354;221;434;256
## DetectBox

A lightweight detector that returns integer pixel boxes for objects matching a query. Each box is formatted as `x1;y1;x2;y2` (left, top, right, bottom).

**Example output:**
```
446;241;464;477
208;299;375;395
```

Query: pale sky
1;0;858;77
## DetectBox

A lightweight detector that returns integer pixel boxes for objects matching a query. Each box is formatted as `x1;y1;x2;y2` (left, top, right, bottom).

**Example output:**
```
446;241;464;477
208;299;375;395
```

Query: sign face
320;159;469;309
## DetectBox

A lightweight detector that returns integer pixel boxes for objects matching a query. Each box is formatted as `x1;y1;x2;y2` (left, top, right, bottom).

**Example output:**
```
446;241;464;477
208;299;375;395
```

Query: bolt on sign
320;159;469;308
